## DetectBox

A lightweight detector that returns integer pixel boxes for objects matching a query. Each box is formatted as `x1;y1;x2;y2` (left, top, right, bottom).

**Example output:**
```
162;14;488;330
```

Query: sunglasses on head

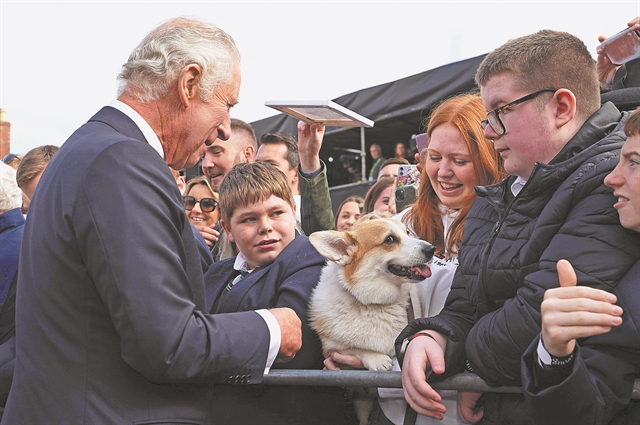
183;196;218;213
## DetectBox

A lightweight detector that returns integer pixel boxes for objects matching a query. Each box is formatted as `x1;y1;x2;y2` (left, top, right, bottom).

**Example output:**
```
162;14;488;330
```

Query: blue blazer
205;235;356;424
3;106;271;425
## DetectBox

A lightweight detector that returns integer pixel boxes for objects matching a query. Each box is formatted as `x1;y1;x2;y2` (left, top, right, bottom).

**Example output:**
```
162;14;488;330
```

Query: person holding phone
597;16;640;91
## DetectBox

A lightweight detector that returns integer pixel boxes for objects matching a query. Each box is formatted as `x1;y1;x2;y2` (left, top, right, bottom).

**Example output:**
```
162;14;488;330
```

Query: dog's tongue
411;264;432;279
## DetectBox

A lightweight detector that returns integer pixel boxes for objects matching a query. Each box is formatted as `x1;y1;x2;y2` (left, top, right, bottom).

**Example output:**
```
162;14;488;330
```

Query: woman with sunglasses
183;176;220;246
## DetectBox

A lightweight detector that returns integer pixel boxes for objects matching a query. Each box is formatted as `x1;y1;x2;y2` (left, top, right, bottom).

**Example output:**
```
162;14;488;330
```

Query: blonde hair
218;162;294;223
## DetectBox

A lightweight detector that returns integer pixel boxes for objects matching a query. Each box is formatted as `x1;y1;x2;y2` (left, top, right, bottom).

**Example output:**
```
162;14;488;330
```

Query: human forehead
480;72;525;110
428;124;470;155
257;143;288;161
621;134;640;159
232;194;293;217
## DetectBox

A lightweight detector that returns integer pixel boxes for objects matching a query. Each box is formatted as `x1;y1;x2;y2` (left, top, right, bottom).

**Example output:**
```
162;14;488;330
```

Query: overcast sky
1;0;639;155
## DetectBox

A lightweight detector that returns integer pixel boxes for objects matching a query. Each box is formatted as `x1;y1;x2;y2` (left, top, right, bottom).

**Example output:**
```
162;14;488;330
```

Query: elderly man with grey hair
2;17;301;424
0;162;24;416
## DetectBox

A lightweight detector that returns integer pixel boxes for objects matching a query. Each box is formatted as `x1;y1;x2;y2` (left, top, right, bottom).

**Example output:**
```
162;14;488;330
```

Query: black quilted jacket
397;102;640;424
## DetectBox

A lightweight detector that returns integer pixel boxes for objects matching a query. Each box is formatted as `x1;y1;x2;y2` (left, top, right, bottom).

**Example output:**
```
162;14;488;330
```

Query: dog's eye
384;235;398;244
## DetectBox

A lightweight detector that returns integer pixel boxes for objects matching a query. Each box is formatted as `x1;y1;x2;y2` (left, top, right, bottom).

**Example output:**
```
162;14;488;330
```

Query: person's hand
297;121;325;173
324;352;365;370
596;16;640;90
457;392;484;424
269;307;302;363
194;224;220;248
596;34;621;90
540;259;623;357
401;332;448;419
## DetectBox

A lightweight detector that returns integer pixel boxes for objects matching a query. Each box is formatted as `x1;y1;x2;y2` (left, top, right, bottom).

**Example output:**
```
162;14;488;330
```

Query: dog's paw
361;354;393;371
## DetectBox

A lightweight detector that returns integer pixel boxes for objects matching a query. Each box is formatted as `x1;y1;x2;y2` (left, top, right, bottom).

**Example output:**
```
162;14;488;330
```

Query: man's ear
220;219;234;243
244;145;256;163
176;176;186;195
552;89;577;129
178;64;202;109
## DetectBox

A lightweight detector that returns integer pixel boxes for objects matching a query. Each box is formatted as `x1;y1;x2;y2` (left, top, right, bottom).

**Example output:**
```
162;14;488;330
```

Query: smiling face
202;132;250;191
222;194;296;270
425;123;479;210
185;184;219;228
480;72;560;179
336;201;362;231
604;134;640;232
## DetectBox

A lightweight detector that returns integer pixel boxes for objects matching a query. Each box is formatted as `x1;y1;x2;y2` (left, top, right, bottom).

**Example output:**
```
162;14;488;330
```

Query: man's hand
541;259;623;357
194;224;220;248
457;392;484;424
297;121;325;173
324;352;365;370
401;332;448;419
269;307;302;363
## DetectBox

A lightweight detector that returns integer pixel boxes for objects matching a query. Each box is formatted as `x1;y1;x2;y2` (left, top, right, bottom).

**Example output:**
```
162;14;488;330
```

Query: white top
377;208;464;425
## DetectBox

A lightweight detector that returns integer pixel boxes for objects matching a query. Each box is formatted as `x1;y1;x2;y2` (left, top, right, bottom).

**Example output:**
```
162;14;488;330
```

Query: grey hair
0;162;22;212
117;17;240;103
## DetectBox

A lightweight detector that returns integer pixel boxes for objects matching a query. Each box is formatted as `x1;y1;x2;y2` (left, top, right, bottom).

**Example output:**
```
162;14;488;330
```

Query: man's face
170;63;241;170
370;145;382;160
202;131;250;191
222;194;296;270
604;134;640;232
21;171;43;201
480;72;559;180
256;143;298;190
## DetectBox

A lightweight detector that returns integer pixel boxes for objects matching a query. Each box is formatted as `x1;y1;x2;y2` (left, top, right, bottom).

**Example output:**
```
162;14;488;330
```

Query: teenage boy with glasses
398;29;640;424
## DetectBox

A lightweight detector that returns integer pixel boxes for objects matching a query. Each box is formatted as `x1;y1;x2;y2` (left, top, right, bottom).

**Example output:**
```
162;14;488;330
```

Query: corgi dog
308;215;434;371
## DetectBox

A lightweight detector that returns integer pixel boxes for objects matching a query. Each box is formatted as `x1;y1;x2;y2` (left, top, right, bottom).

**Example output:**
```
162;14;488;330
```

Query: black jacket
397;103;640;424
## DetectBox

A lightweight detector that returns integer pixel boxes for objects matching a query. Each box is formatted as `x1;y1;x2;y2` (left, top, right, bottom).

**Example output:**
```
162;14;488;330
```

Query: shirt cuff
255;309;280;374
299;164;323;179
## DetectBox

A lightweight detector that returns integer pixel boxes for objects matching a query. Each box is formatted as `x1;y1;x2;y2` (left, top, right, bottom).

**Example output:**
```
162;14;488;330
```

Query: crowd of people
0;14;639;425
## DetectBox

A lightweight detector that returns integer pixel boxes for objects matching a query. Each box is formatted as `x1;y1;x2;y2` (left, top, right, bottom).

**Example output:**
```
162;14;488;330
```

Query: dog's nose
422;242;435;259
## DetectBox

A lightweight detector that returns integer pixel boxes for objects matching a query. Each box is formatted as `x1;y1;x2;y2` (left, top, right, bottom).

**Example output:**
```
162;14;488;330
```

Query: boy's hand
541;259;622;357
269;307;302;363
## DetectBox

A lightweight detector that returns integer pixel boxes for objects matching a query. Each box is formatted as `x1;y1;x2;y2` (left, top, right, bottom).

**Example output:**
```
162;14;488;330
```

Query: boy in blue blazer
205;161;355;424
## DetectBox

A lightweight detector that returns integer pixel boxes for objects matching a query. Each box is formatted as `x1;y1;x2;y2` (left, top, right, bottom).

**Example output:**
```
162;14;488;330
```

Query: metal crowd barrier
262;370;640;399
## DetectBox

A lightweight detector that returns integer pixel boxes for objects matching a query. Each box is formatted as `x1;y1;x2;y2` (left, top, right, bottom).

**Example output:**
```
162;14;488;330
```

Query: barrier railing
262;370;640;399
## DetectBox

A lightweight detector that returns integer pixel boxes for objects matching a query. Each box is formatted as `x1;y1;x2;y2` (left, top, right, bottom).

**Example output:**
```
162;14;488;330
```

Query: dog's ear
309;231;355;266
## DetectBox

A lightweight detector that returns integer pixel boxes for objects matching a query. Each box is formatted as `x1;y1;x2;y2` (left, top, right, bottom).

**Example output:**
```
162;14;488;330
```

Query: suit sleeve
75;141;270;384
466;168;640;386
271;238;326;369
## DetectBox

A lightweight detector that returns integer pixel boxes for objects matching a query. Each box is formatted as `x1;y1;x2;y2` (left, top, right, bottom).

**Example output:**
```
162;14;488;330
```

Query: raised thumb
557;259;577;288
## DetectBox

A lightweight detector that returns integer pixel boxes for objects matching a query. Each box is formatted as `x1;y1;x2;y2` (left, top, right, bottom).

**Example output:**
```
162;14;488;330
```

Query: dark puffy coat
397;103;640;424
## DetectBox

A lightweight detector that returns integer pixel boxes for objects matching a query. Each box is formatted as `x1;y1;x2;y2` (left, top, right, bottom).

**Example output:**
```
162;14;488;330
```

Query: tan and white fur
309;216;435;372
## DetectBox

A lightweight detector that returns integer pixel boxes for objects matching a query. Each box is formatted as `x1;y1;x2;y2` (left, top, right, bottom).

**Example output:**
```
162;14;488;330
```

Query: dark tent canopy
251;54;487;186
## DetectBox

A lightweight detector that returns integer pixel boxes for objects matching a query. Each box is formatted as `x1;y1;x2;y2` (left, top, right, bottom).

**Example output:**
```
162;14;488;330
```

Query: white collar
108;99;165;159
233;252;253;274
511;176;527;196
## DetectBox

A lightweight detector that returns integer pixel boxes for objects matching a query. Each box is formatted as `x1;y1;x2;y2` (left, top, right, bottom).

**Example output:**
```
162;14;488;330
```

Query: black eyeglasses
183;196;218;213
481;88;557;136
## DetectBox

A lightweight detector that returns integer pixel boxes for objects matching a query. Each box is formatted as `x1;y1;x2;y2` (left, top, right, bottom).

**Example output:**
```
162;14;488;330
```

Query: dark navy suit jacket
2;106;271;425
204;235;355;424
